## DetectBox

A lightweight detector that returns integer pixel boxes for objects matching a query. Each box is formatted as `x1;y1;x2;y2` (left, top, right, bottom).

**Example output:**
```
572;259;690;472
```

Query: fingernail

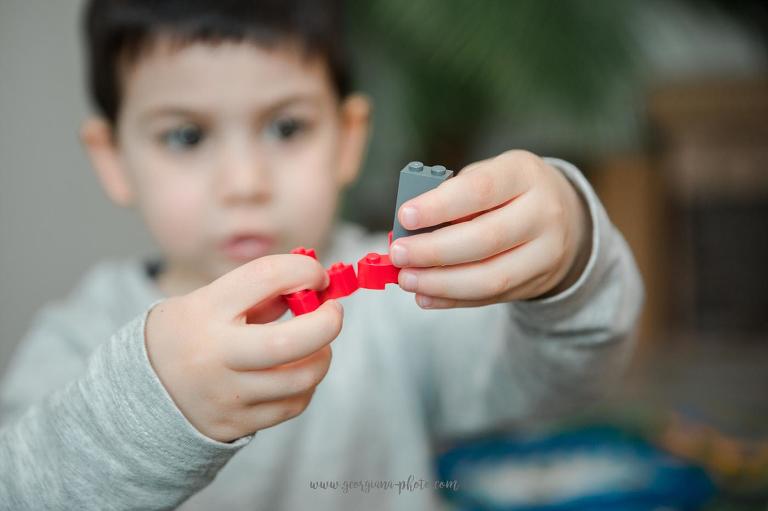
417;295;433;308
400;206;418;229
400;270;418;291
390;243;409;267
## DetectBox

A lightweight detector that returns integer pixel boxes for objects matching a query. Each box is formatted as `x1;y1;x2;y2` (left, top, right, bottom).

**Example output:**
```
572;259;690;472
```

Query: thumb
203;254;328;320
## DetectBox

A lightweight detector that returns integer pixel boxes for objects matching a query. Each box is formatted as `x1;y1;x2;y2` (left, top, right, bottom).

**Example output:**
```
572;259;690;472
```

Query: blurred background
1;0;766;509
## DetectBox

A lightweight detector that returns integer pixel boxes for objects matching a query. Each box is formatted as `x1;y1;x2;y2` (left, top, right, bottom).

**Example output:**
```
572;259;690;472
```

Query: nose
214;136;272;205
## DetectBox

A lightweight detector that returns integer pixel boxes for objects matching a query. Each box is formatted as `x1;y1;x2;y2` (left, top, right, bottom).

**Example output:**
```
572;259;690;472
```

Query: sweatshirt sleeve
0;303;253;511
422;157;645;439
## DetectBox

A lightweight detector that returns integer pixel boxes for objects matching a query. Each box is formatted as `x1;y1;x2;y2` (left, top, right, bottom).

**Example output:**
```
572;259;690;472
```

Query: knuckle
423;192;444;219
259;254;282;272
469;171;495;202
423;240;445;266
480;223;506;255
498;149;535;171
294;366;320;393
497;149;522;165
547;227;568;262
420;272;444;297
460;160;483;175
266;334;292;362
277;404;297;423
512;150;541;184
299;392;314;411
296;254;324;276
544;197;566;225
285;375;306;396
533;262;555;284
488;271;514;296
539;271;561;296
554;201;566;224
558;229;569;257
251;257;276;278
487;276;507;296
317;347;333;376
516;149;538;164
304;369;324;390
284;397;308;420
553;235;570;269
250;257;282;287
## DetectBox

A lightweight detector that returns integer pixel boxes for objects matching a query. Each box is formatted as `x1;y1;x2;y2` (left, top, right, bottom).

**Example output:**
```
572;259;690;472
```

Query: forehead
119;39;335;115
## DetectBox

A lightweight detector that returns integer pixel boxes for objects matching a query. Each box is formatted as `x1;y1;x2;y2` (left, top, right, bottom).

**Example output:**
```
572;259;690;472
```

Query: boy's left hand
389;150;592;309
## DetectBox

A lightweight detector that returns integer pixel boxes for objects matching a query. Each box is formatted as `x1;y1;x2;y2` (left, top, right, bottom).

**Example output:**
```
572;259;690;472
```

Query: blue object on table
436;425;716;511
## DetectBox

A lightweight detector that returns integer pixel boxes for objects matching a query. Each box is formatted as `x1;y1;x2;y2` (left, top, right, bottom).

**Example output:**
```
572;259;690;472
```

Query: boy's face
83;40;370;290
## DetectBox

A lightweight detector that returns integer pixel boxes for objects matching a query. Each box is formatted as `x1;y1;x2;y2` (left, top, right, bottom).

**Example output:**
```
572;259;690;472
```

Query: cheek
275;137;341;242
134;165;211;256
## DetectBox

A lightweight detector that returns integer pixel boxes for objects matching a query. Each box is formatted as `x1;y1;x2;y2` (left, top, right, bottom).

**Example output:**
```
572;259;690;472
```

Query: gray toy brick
391;161;454;241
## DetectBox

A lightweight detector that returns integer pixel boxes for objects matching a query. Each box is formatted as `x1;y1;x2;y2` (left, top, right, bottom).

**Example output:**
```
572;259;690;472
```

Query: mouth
219;233;275;262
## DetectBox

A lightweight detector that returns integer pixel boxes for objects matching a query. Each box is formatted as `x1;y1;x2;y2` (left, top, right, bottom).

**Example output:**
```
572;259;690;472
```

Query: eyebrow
138;92;326;124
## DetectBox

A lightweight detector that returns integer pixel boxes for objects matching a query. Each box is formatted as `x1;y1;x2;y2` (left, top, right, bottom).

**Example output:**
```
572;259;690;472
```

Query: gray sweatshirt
0;159;643;511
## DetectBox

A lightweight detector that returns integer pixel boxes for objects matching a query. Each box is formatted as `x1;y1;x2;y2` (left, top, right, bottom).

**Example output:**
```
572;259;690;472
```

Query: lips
219;234;275;262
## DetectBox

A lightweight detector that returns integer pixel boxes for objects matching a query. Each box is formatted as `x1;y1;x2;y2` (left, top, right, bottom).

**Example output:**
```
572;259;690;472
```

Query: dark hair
82;0;351;124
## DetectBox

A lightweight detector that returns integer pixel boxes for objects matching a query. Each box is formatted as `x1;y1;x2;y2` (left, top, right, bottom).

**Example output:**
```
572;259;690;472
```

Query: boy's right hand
144;254;342;443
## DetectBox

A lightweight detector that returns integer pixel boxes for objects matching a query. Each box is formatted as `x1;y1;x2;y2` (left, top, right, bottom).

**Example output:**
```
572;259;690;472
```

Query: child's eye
161;124;205;150
267;117;307;141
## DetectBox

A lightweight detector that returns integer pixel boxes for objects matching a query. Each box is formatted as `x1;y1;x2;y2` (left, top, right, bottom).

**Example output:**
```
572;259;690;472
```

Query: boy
0;0;643;510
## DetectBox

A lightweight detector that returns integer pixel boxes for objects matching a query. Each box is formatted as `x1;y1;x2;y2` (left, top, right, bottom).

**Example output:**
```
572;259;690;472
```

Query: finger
204;254;329;320
397;236;557;301
390;190;540;268
414;294;499;309
224;299;343;370
243;390;315;431
397;151;535;231
412;272;553;309
235;346;332;403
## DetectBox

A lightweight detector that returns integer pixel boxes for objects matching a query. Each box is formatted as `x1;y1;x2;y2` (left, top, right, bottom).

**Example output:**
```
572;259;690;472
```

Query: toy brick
357;252;400;289
321;262;359;301
290;246;317;259
285;246;321;315
284;289;321;316
391;161;454;241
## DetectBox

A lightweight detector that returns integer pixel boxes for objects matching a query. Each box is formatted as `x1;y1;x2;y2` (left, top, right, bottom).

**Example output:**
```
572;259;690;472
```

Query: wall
0;0;155;374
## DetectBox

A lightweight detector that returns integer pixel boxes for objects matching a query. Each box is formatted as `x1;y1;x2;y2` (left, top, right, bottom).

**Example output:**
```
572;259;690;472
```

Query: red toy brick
321;262;359;301
285;246;321;315
357;252;401;290
290;246;317;259
284;289;321;316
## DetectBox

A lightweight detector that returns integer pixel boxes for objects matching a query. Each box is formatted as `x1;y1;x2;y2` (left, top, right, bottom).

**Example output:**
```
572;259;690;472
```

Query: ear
80;117;135;207
335;93;371;187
